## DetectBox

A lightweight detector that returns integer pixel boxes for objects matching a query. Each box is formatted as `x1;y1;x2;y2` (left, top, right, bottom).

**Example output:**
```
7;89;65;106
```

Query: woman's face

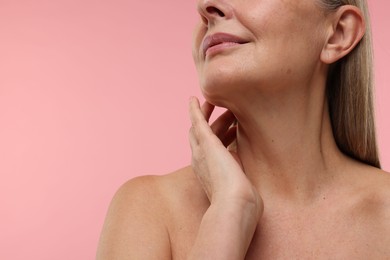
192;0;330;105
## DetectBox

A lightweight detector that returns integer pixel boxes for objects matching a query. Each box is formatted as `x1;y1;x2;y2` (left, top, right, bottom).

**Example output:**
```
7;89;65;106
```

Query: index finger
189;97;214;135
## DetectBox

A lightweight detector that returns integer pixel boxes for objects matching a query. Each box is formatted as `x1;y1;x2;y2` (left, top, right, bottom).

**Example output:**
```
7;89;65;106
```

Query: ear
321;5;366;64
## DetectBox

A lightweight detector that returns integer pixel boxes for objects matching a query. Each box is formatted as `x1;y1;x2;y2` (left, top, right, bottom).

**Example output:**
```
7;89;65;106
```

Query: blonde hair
319;0;381;168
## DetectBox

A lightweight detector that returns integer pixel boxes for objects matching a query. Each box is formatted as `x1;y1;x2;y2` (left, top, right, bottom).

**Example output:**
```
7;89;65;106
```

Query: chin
199;67;257;108
201;92;227;108
200;78;240;109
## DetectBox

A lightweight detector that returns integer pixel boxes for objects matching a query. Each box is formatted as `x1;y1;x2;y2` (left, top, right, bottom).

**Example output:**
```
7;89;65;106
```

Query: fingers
189;96;237;147
211;109;236;139
222;125;237;147
189;97;214;151
189;97;215;126
201;101;215;123
189;97;206;128
189;96;214;138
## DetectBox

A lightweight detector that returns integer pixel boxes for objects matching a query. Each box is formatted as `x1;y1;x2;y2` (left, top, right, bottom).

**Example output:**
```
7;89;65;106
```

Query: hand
189;97;262;210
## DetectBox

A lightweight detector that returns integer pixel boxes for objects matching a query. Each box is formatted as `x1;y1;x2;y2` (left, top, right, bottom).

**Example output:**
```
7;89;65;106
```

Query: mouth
202;32;249;57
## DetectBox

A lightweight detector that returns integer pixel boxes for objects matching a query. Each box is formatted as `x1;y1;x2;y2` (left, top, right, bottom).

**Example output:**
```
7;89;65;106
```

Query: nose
197;0;233;26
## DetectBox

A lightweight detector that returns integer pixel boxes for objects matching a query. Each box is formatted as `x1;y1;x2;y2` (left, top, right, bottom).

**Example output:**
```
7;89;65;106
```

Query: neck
227;75;347;204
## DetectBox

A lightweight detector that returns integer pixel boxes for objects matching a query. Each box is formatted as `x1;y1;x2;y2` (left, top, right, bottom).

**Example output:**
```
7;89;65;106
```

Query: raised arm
187;97;263;259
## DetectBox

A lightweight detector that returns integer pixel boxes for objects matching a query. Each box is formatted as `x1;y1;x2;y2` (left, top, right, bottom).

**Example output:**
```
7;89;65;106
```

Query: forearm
188;200;260;260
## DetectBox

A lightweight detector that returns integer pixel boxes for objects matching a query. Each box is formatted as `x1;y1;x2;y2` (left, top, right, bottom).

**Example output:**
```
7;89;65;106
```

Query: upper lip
202;32;249;56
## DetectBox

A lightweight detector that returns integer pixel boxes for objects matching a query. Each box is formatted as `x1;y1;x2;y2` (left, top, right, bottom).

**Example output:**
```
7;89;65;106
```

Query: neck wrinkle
230;83;345;204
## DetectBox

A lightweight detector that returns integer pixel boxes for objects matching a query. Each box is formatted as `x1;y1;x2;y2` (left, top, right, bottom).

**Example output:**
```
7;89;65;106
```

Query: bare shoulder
97;166;207;259
357;167;390;210
121;165;207;209
96;174;171;259
349;166;390;254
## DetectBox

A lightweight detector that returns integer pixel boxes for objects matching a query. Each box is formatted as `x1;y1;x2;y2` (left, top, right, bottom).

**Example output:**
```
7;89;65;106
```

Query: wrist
211;195;262;224
211;187;263;220
188;191;263;260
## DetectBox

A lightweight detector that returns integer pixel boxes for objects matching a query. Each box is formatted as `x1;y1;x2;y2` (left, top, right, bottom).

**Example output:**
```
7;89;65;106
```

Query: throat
234;114;345;203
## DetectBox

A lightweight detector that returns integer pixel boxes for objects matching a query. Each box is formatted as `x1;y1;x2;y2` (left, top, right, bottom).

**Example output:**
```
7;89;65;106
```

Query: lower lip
205;42;243;57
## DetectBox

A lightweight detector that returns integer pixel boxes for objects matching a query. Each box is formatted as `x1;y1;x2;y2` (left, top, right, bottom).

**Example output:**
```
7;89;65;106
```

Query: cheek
192;22;206;67
256;11;325;62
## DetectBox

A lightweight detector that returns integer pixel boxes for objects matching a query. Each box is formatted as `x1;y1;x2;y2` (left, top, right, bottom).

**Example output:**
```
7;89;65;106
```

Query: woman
97;0;390;258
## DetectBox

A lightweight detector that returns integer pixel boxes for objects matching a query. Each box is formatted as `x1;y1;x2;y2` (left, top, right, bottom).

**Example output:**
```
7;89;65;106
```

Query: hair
318;0;381;168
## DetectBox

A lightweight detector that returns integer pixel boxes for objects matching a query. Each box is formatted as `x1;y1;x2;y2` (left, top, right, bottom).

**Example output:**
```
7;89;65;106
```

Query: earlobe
321;5;365;64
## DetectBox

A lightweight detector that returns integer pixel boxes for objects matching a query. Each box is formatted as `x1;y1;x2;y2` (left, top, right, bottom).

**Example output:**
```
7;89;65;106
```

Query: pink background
0;1;388;259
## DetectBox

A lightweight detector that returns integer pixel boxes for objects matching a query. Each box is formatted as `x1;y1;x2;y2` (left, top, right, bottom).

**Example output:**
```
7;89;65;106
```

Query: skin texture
97;0;390;259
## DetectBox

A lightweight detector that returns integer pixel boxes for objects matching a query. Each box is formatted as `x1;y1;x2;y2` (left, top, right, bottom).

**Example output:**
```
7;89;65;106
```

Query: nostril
206;6;225;17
